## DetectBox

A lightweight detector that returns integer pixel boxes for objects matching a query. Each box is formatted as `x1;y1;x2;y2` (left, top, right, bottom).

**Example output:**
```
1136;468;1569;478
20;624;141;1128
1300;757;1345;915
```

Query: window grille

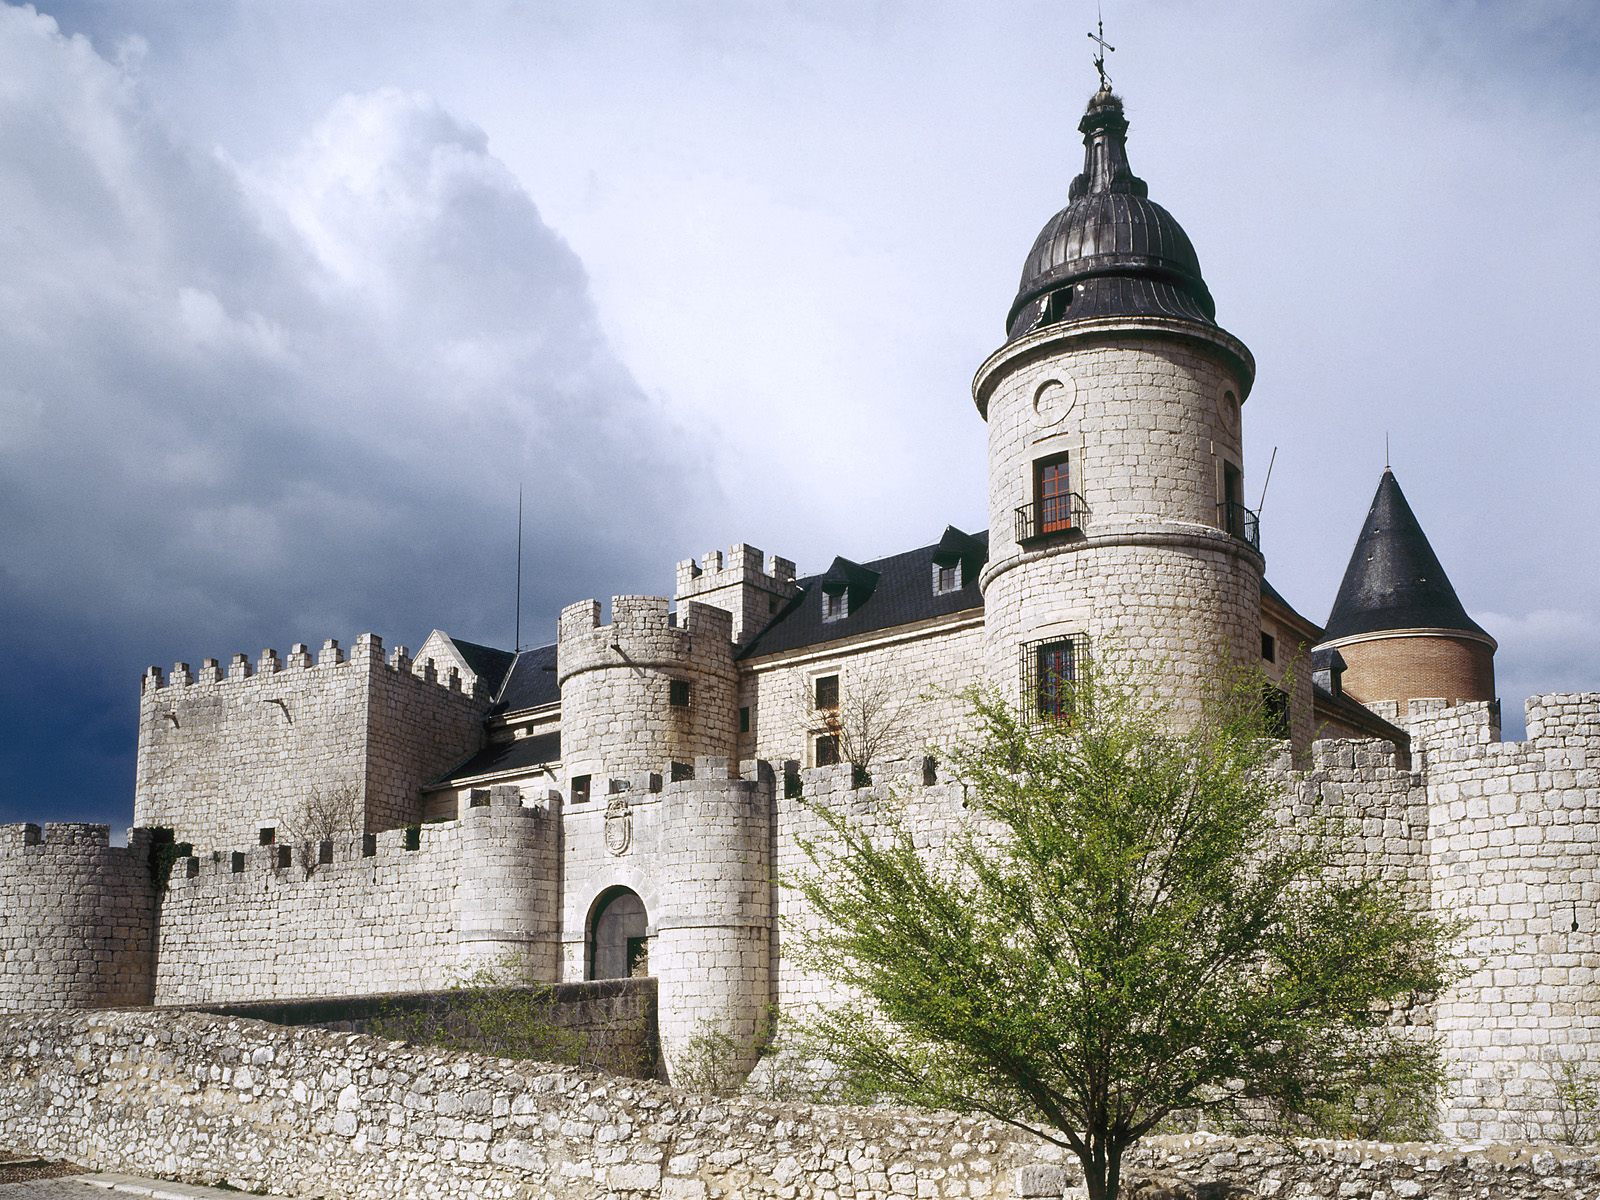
814;674;839;710
1020;635;1085;725
668;678;691;707
1262;685;1290;739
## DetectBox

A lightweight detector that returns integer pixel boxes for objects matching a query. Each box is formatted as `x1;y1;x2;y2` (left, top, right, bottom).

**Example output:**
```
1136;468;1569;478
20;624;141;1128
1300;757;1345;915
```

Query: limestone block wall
557;598;737;788
558;758;773;1082
153;790;560;1004
1414;694;1600;1141
0;823;157;1013
772;761;971;1018
738;614;984;769
974;327;1262;718
136;633;489;849
675;544;799;646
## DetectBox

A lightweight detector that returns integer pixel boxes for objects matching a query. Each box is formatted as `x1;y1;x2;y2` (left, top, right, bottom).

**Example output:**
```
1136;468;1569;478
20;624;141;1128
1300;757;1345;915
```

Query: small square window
258;827;275;846
739;705;751;733
814;674;839;710
571;774;591;805
815;734;841;767
669;678;692;707
1261;632;1277;663
822;588;847;621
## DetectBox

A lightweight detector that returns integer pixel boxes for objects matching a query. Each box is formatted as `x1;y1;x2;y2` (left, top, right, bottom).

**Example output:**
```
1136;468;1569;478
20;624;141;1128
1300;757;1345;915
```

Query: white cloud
0;4;722;679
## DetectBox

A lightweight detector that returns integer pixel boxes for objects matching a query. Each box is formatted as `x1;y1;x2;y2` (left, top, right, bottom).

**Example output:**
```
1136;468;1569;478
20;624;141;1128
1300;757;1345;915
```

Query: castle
2;85;1595;1145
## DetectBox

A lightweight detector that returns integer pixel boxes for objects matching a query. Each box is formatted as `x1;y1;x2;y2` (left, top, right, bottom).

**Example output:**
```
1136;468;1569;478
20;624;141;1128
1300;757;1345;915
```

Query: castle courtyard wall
153;789;559;1005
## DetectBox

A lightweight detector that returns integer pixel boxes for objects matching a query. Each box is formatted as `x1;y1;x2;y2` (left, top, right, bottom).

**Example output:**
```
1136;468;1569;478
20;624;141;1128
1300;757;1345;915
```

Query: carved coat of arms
604;795;633;856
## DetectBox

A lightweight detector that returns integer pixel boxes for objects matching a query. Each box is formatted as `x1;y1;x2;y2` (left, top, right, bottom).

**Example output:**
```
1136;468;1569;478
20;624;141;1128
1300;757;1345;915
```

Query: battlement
556;596;735;684
140;632;487;702
675;543;798;595
164;786;553;889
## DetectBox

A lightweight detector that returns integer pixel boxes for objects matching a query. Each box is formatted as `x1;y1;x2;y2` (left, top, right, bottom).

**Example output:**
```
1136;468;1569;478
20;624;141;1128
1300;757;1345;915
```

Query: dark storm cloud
0;7;721;826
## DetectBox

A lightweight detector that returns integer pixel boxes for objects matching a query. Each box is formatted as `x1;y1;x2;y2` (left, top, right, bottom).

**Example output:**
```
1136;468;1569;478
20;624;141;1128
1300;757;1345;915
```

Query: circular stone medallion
1032;377;1077;426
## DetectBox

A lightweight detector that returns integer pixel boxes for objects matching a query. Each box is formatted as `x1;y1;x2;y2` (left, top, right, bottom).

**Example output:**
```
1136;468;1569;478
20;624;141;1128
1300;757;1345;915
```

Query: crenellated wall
1413;693;1600;1141
0;822;157;1012
556;597;737;788
152;785;560;1005
135;632;489;848
557;755;774;1081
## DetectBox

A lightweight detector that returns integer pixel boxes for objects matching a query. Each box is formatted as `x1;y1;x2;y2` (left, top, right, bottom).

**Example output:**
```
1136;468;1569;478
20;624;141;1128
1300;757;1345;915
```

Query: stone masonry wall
3;1009;1595;1200
0;822;157;1012
739;615;984;770
557;758;773;1081
135;633;488;849
153;789;559;1004
558;598;738;787
976;328;1262;720
1414;693;1600;1142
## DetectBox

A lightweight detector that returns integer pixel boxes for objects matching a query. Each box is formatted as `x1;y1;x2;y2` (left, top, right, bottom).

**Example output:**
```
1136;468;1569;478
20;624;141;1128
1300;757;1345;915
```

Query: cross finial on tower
1088;10;1115;90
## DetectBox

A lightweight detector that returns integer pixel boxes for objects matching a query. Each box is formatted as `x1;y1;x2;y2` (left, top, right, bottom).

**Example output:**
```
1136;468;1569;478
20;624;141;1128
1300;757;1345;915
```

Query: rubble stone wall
2;1009;1595;1200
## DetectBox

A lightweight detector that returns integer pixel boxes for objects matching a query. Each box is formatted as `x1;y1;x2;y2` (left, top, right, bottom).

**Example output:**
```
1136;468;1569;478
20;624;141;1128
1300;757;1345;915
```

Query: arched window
588;887;649;980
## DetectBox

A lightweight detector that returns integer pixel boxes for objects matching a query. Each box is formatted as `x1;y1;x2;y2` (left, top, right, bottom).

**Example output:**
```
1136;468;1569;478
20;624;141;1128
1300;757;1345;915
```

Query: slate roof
1323;469;1490;644
430;731;561;787
1312;681;1410;745
737;529;988;660
1007;88;1216;342
448;638;517;696
493;642;560;714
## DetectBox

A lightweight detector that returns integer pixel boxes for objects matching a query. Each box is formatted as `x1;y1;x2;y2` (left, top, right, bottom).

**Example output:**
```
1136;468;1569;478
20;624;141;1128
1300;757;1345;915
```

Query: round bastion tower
973;87;1262;719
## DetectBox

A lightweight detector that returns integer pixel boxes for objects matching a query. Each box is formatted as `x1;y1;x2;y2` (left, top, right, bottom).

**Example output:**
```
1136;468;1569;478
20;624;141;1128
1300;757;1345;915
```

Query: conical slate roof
1323;470;1490;644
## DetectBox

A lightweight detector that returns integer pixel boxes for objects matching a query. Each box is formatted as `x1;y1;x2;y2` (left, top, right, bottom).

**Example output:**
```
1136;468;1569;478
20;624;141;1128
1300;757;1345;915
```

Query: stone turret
556;597;738;791
674;544;798;646
973;86;1262;719
1318;468;1496;720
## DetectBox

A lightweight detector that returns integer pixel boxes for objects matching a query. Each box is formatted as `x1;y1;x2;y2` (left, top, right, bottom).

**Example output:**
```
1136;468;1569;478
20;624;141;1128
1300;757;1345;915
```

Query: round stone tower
556;596;738;788
973;87;1261;719
1317;468;1496;719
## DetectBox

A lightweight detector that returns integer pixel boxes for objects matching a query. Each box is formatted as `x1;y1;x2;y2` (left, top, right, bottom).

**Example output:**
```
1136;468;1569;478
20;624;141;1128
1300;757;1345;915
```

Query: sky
2;1;1597;830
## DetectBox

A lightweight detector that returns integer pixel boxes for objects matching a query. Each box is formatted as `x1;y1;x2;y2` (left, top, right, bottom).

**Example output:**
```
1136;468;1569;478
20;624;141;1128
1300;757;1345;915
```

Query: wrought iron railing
1219;499;1261;550
1015;493;1088;544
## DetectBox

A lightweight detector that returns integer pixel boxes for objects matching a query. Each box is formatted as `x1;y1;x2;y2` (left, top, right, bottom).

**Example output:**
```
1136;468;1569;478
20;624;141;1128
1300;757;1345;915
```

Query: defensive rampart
0;822;157;1013
135;632;489;848
153;785;560;1004
2;1009;1595;1200
1413;693;1600;1141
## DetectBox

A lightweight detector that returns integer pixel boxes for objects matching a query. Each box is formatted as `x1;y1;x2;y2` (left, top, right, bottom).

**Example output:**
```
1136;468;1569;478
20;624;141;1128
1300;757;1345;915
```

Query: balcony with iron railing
1015;493;1089;545
1218;499;1260;551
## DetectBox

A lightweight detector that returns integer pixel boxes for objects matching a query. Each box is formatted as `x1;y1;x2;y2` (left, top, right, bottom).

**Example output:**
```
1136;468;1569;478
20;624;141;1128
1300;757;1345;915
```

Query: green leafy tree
792;668;1457;1200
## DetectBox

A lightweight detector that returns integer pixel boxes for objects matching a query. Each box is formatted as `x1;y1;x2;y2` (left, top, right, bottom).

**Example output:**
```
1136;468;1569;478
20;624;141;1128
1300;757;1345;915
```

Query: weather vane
1088;9;1115;91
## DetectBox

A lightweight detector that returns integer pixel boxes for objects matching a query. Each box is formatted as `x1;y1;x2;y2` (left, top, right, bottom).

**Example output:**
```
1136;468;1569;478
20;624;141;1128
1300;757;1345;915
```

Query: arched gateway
587;886;648;980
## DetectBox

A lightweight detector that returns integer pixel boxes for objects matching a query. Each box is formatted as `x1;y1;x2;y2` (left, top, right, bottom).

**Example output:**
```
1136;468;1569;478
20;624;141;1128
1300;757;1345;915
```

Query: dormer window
822;587;847;621
934;560;962;595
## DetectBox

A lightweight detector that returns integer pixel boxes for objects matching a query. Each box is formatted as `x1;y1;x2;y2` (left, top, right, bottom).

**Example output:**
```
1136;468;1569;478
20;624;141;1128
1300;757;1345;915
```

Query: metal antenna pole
1256;446;1277;515
515;486;523;652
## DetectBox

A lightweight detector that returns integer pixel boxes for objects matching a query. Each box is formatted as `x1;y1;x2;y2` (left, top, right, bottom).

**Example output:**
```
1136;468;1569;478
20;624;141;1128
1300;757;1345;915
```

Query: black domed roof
1007;89;1216;341
1322;470;1492;645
